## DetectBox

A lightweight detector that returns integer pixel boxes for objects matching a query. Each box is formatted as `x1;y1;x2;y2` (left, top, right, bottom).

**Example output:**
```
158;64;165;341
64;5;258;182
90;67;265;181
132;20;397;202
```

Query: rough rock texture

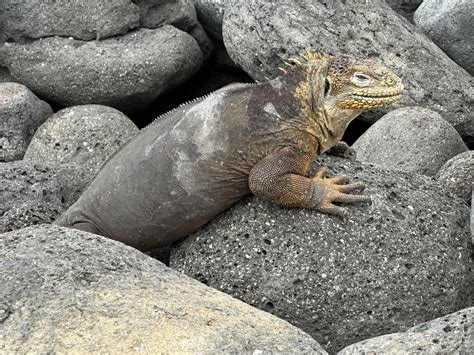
24;105;138;206
0;161;66;233
170;155;472;353
0;0;211;58
1;26;203;112
138;0;213;59
339;307;474;354
414;0;474;75
0;0;140;41
436;151;474;204
385;0;423;21
471;192;474;242
0;82;53;161
222;0;474;139
194;0;226;40
0;225;328;354
352;107;468;176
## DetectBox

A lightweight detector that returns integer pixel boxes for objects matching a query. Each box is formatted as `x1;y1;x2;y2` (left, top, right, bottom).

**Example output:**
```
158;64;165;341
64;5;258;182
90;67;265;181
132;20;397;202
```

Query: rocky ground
1;0;473;353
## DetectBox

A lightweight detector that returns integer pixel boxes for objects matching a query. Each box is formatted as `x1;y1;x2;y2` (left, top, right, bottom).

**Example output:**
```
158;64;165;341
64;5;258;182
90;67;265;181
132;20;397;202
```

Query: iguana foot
327;141;357;160
311;167;370;217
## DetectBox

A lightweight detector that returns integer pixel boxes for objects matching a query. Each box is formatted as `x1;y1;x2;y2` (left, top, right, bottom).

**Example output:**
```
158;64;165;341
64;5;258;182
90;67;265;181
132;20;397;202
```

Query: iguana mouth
338;90;403;109
342;84;404;108
353;85;404;99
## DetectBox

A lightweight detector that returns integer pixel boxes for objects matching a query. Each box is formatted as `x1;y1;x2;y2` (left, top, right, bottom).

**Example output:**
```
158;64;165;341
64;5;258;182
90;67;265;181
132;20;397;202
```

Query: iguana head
280;51;403;152
282;51;403;112
324;55;403;110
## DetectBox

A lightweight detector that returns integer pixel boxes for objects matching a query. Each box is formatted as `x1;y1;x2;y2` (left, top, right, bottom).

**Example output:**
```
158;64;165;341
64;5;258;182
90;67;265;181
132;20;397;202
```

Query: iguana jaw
336;91;403;110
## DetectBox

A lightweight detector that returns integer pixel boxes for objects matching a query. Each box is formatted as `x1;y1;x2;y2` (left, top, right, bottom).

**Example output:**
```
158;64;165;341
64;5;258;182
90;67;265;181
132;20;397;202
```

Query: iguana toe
310;169;371;216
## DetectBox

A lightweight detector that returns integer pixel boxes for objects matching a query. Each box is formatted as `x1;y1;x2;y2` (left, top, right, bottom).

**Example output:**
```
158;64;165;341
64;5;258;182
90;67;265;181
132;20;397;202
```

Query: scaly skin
55;52;403;250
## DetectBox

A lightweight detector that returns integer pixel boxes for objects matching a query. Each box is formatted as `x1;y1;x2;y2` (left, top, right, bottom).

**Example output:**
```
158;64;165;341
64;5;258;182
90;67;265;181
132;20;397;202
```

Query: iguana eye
352;73;372;86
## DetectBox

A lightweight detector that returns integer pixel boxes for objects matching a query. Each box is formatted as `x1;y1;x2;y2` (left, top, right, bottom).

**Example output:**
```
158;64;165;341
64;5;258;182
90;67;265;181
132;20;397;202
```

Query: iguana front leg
248;147;370;217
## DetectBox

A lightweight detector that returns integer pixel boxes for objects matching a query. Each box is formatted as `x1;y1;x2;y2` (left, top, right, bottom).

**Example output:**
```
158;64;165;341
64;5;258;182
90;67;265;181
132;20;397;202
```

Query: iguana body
55;53;403;250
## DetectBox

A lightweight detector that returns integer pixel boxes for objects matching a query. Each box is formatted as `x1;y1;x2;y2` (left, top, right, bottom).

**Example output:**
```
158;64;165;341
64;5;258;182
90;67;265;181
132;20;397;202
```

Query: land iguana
55;52;403;250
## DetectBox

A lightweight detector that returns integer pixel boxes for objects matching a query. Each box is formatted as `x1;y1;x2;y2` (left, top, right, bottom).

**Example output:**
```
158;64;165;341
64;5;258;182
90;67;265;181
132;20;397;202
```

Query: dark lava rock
24;105;138;205
0;82;53;161
352;107;468;176
1;26;203;113
170;154;472;353
0;161;66;233
0;224;327;354
435;151;473;204
414;0;474;75
339;307;474;354
222;0;474;139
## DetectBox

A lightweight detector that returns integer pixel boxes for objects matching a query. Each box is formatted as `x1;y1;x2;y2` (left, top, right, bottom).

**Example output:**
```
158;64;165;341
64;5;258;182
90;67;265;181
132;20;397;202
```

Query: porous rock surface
0;225;327;354
339;307;474;354
0;0;211;58
222;0;474;139
170;155;472;353
1;26;203;112
24;105;138;205
0;82;52;161
0;0;140;41
435;151;474;204
0;161;66;233
414;0;474;75
352;107;468;176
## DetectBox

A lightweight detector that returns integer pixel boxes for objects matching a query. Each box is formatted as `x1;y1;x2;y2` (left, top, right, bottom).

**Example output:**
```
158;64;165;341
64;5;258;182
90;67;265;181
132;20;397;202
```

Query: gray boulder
385;0;423;21
339;307;474;354
194;0;226;40
1;82;53;161
0;161;66;233
436;151;473;204
0;0;140;41
352;107;468;176
24;105;138;205
170;154;472;353
1;26;203;112
414;0;474;75
137;0;213;59
222;0;474;139
0;224;327;354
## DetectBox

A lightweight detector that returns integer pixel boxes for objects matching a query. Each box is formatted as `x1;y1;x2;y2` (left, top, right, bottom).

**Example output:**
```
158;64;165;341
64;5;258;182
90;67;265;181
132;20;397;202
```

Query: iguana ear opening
324;80;331;96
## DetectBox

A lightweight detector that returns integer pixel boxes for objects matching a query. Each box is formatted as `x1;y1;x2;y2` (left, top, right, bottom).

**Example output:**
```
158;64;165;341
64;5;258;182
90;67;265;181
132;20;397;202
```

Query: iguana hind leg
248;148;370;218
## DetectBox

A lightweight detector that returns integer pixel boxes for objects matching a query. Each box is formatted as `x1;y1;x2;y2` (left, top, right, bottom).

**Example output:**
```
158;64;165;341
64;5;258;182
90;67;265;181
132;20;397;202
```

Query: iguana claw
311;167;371;217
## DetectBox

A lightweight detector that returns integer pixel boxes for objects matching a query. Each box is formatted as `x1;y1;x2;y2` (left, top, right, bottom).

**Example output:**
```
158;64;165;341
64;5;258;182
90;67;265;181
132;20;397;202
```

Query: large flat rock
170;155;473;353
0;224;327;353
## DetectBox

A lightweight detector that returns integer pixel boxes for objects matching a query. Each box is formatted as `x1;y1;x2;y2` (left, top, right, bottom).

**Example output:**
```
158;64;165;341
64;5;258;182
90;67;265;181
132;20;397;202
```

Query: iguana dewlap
55;53;403;250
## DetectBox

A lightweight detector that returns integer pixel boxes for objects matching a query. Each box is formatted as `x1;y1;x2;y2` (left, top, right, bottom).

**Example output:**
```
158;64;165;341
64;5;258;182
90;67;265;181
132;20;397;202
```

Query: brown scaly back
280;50;404;110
